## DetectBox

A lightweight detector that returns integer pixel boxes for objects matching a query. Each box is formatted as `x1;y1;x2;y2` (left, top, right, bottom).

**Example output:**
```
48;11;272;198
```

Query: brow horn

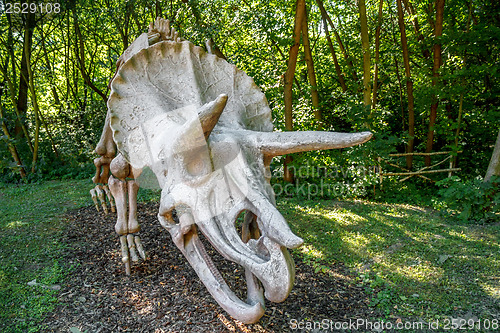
247;131;373;156
198;94;228;139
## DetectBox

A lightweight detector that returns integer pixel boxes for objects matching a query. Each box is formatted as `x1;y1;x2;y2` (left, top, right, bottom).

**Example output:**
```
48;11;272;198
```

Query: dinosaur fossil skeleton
92;18;372;324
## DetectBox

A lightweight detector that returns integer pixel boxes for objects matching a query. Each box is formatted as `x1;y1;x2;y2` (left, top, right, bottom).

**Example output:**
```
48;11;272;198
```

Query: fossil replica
92;18;372;324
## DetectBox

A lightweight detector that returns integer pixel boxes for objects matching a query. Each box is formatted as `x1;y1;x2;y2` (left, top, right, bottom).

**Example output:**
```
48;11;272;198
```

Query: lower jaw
172;224;266;324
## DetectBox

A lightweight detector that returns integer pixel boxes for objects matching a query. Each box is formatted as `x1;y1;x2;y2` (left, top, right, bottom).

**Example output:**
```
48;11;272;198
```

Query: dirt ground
42;203;379;332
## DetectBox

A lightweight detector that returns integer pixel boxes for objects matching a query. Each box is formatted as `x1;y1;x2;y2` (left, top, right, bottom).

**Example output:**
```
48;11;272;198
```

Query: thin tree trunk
372;0;383;108
284;0;305;132
156;0;161;18
41;29;62;107
359;0;372;112
0;124;27;178
452;0;473;169
425;0;445;166
316;0;358;83
22;28;40;173
72;8;108;102
270;38;303;92
402;0;430;58
0;95;26;178
485;128;500;182
301;6;321;122
0;64;34;154
318;1;346;92
15;12;35;138
283;0;306;183
397;0;416;170
387;0;405;130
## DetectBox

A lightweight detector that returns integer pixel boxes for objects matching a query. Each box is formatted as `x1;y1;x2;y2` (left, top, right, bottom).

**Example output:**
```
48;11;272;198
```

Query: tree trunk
21;26;41;173
397;0;416;170
41;28;62;108
425;0;445;166
485;128;500;182
0;63;34;154
402;0;431;58
15;12;35;138
301;7;321;123
0;100;26;178
284;0;305;132
72;8;108;102
316;0;358;83
372;0;383;108
318;1;346;92
359;0;372;112
283;0;306;183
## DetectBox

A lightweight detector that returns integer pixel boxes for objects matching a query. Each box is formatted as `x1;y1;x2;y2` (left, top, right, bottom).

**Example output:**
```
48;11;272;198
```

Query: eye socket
181;146;212;177
186;157;208;176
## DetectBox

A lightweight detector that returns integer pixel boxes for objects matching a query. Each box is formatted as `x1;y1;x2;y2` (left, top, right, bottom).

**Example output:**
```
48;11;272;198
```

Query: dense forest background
0;0;498;202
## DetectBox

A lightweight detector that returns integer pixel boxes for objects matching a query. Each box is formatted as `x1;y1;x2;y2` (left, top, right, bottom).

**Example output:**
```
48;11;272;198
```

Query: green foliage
436;176;500;222
0;0;498;212
359;272;398;316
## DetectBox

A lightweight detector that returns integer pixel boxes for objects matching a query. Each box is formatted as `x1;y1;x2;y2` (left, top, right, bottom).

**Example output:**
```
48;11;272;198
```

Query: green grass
0;179;92;332
281;197;500;325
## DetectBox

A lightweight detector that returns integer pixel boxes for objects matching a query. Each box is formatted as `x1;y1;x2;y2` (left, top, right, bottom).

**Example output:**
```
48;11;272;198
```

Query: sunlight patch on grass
279;197;500;322
299;244;325;259
341;232;371;252
5;220;28;228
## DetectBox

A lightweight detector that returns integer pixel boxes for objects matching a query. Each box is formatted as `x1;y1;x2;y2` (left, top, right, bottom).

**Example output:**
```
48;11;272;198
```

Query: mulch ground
42;203;379;332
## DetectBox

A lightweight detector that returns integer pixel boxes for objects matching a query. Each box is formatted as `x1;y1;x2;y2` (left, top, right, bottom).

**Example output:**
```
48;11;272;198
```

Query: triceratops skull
107;31;371;323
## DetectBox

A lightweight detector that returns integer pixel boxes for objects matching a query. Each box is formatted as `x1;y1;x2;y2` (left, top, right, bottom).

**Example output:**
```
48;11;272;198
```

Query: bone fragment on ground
95;185;108;215
108;176;128;235
102;185;115;212
90;188;99;212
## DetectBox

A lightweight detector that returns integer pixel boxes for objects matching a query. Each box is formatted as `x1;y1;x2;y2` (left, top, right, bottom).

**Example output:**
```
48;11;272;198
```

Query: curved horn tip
217;94;228;104
360;131;373;142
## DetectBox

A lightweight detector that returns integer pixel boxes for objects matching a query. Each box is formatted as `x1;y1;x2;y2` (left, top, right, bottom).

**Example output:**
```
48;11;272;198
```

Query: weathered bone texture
102;185;115;212
91;18;187;275
99;17;372;324
94;185;108;214
89;188;99;211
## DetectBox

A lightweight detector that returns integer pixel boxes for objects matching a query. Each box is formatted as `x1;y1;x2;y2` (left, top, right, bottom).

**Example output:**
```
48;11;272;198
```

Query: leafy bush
436;176;500;222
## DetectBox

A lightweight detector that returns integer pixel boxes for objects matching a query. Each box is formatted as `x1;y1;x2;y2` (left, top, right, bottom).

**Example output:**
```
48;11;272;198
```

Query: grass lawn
281;198;500;326
1;180;499;331
0;179;92;332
